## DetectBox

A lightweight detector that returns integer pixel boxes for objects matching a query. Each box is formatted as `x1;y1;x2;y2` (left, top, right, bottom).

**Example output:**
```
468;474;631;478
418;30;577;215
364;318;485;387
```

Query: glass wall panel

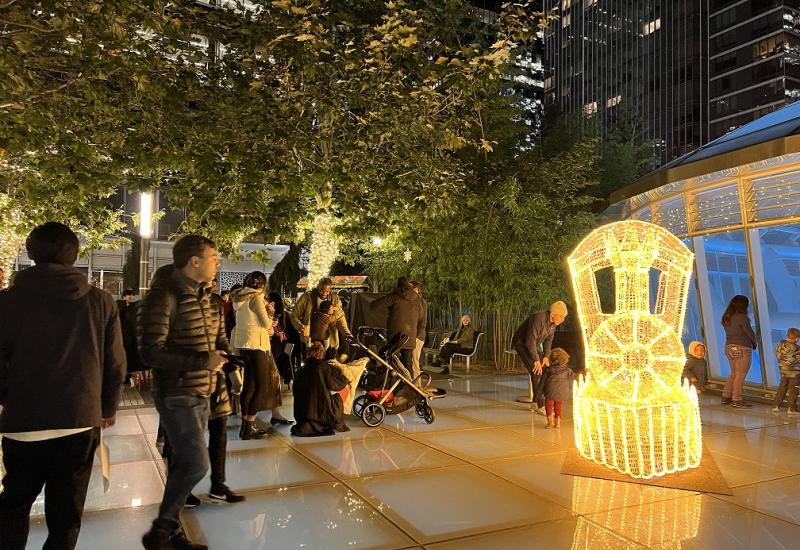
692;182;742;231
692;230;763;384
749;223;800;387
752;169;800;222
683;239;704;350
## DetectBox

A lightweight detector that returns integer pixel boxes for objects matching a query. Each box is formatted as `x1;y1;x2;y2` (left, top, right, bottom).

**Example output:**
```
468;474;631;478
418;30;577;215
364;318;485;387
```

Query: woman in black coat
291;341;351;437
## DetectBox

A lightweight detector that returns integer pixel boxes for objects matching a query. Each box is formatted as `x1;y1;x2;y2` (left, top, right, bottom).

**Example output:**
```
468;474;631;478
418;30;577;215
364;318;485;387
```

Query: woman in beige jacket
231;271;291;439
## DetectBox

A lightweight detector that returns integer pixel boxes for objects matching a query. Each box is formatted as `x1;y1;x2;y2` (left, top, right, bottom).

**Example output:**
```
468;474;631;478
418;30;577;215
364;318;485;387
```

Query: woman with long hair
267;291;293;383
721;294;758;408
231;272;292;439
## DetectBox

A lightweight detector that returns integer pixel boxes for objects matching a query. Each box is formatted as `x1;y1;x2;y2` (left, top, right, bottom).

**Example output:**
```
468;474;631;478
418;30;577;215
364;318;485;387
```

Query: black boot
142;526;171;550
721;397;732;405
239;420;261;440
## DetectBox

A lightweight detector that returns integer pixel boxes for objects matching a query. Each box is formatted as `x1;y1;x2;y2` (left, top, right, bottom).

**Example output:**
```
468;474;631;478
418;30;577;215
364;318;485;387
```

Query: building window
583;101;598;114
643;18;661;36
607;94;622;108
563;13;571;27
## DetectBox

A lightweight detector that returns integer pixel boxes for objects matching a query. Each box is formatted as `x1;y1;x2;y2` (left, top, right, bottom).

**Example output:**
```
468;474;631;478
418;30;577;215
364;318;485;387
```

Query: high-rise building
543;1;707;166
708;1;800;141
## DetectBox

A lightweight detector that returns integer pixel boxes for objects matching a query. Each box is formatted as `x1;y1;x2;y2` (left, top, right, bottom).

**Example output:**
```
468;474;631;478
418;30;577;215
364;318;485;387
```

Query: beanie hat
550;300;568;317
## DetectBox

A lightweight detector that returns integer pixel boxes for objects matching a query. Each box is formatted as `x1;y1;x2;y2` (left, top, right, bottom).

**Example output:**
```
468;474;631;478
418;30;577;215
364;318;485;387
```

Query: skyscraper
543;1;707;166
708;1;800;140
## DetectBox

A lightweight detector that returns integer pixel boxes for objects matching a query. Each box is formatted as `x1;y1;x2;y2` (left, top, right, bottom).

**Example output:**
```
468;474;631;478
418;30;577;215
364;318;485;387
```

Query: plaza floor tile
95;434;154;465
413;426;562;462
485;452;690;515
103;410;149;437
183;483;414;550
380;410;487;434
426;518;645;550
348;464;572;543
135;408;160;434
704;429;800;472
298;434;460;478
715;475;800;526
699;408;787;434
587;494;800;550
196;446;333;493
27;504;160;550
709;453;795;488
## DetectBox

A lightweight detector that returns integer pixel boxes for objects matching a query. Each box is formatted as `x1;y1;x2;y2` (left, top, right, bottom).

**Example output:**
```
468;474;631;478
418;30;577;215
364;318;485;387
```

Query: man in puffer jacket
370;277;424;372
138;235;230;550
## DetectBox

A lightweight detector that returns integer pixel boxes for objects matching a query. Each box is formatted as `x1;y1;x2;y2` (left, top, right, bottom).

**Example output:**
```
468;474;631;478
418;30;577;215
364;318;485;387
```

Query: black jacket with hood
370;286;424;350
0;263;126;433
138;264;231;399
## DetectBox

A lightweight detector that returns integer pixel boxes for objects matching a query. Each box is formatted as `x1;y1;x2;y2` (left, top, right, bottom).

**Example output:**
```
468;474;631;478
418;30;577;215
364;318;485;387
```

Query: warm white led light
567;220;702;479
139;191;153;239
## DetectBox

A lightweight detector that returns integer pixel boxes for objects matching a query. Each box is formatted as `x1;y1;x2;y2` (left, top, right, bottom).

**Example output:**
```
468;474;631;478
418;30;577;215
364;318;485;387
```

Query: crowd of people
3;222;800;549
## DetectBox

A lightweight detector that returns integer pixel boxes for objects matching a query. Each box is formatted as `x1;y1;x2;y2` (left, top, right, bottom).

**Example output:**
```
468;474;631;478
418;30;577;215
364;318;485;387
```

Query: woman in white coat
231;271;292;439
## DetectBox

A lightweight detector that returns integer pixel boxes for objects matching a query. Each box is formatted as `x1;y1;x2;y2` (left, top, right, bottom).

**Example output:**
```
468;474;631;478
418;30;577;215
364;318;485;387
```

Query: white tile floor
21;374;800;549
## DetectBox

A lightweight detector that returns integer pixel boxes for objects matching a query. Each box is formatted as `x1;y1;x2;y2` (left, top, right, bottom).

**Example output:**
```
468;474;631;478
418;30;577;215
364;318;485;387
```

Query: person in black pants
0;222;126;550
510;301;568;414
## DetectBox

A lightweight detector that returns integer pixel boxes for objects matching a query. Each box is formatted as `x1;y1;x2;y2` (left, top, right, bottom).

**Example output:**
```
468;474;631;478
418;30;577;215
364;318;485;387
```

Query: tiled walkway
24;374;800;549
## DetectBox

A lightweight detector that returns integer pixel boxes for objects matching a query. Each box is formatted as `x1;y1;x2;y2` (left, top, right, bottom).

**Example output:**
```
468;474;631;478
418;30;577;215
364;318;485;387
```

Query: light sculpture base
573;376;702;479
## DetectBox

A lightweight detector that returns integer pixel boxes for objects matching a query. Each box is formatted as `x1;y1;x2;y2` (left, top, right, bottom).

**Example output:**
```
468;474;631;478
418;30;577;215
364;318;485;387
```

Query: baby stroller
350;333;446;427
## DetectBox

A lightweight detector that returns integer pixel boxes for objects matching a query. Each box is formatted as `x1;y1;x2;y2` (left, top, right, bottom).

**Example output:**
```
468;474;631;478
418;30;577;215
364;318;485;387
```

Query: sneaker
535;406;547;416
168;532;208;550
209;485;246;503
184;494;201;508
721;397;732;405
731;400;752;409
772;406;782;414
788;410;800;417
142;527;171;550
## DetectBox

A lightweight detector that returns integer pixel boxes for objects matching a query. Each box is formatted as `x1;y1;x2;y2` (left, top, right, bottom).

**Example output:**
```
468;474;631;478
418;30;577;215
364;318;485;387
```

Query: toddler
682;341;708;393
543;347;572;429
309;300;334;348
772;328;800;415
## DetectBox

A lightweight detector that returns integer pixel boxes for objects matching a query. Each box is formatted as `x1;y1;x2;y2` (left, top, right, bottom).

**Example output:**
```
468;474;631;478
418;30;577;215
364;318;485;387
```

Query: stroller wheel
415;402;426;418
422;405;435;424
362;403;386;427
352;395;370;418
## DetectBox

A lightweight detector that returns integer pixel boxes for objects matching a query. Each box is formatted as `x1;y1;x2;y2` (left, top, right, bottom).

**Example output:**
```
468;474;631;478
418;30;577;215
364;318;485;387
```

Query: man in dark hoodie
370;277;424;373
0;222;126;550
138;235;228;550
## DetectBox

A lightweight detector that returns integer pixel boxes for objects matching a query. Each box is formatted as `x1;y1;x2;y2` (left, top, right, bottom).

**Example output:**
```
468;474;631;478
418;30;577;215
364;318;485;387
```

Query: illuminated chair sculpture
568;220;702;479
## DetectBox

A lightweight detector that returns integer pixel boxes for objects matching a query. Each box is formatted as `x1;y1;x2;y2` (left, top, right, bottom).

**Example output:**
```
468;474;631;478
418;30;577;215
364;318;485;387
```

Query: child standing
309;300;335;349
682;341;708;393
543;347;572;429
772;328;800;415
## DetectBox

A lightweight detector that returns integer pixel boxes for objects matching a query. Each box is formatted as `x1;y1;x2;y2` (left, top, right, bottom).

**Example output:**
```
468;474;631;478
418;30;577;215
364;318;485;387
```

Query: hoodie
370;286;424;350
0;263;126;433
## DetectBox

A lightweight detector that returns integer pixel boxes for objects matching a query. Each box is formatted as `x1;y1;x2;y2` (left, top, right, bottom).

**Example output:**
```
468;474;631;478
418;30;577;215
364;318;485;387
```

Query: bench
449;331;484;373
421;328;442;366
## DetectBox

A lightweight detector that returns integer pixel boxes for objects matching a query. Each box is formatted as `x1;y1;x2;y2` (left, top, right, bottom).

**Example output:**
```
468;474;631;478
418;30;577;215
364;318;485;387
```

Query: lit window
583;101;598;115
584;0;597;6
563;13;571;27
607;95;623;107
643;18;661;36
562;0;572;8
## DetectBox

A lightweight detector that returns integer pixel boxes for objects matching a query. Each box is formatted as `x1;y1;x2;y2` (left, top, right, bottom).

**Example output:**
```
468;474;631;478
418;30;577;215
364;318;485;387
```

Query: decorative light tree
568;220;702;479
306;212;342;289
0;194;26;287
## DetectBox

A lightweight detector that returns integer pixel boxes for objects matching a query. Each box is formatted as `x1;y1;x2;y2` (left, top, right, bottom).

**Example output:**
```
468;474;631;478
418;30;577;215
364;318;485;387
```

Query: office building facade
543;0;707;165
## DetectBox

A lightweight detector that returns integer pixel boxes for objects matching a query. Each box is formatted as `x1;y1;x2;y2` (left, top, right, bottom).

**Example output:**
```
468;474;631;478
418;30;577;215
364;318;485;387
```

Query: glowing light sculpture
568;220;702;479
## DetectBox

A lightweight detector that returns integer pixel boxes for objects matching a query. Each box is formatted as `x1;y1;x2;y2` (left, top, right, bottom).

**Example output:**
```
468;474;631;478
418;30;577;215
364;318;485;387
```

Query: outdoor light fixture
138;191;153;295
139;191;153;238
567;220;702;479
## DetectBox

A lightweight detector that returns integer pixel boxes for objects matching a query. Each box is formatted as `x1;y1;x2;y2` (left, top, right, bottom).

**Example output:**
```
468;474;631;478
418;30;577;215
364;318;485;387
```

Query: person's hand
542;357;551;367
533;361;543;376
102;416;116;429
208;351;227;373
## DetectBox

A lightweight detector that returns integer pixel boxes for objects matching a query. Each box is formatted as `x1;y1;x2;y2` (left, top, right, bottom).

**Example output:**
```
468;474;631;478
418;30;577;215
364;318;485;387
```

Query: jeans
208;415;228;488
774;374;800;411
0;427;100;550
722;344;753;402
513;342;545;408
153;394;210;533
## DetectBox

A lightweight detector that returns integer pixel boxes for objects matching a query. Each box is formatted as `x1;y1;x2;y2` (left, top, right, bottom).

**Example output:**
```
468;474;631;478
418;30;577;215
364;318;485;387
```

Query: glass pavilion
605;100;800;397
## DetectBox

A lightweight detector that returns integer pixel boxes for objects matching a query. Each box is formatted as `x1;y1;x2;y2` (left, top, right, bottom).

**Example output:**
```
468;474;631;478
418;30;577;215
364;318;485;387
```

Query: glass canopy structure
605;100;800;395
